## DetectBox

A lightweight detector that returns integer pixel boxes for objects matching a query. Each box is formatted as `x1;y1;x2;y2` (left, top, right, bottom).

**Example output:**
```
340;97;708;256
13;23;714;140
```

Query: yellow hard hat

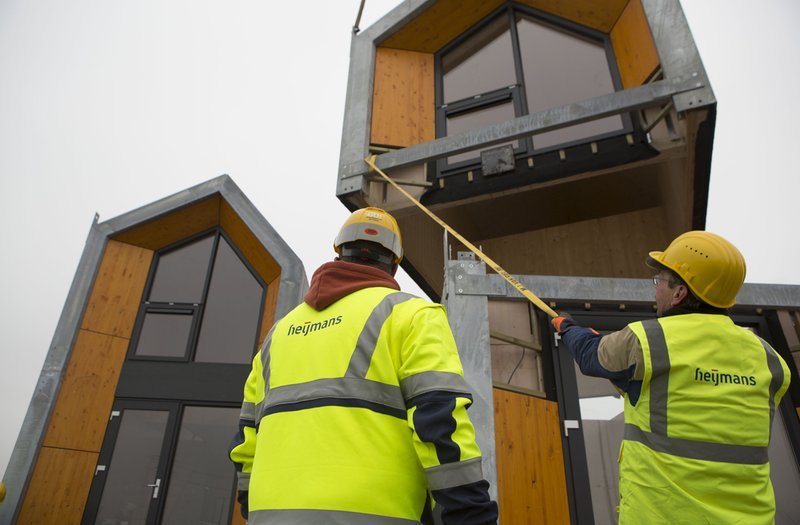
647;231;746;308
334;207;403;263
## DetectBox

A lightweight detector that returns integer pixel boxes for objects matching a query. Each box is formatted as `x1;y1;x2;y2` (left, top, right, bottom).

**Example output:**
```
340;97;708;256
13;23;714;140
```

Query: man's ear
671;284;689;307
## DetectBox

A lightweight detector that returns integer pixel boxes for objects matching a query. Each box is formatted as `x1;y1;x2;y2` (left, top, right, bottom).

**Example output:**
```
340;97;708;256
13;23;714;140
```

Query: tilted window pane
94;410;169;525
134;311;193;358
161;406;240;525
446;101;519;165
195;237;263;364
442;14;515;104
517;15;623;150
148;235;214;303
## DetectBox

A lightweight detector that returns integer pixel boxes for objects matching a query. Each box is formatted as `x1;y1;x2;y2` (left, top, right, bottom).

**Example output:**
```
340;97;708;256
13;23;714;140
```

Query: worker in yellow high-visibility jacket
229;207;498;525
553;231;791;524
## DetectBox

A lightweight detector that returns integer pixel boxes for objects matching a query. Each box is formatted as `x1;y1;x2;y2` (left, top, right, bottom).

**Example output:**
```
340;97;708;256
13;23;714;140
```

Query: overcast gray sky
1;0;799;478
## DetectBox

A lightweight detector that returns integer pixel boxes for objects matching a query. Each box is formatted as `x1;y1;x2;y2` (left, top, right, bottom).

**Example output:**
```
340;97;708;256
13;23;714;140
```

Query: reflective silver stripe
400;371;471;400
624;423;768;465
239;401;256;421
262;377;406;415
236;471;250;491
759;336;785;441
425;456;484;491
642;319;669;435
254;326;276;425
260;325;275;392
249;509;420;525
335;222;403;260
345;292;416;378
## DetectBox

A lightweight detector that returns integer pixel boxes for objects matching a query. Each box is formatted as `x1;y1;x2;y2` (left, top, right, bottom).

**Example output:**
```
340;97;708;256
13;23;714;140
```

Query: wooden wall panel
258;276;281;347
517;0;628;32
42;330;129;452
381;0;628;52
371;48;435;148
112;195;221;250
80;240;153;338
220;199;282;284
380;0;504;53
17;447;96;525
611;0;660;89
494;388;570;524
480;207;671;279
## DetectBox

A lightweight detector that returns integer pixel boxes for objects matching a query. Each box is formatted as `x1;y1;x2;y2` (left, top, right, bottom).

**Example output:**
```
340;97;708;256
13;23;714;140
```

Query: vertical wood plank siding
20;240;152;522
611;0;660;88
371;48;435;148
494;388;570;524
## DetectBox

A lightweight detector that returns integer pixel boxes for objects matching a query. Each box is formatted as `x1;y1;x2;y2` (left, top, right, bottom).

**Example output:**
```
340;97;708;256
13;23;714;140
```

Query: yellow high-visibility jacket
230;284;495;525
621;314;791;525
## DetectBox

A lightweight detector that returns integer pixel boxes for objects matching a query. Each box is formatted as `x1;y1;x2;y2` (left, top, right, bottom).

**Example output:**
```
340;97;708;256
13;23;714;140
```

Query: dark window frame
127;227;266;365
434;1;634;180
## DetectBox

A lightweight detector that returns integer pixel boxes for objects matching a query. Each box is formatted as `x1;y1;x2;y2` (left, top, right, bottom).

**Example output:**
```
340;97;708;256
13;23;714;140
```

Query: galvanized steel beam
642;0;715;113
443;259;498;503
454;273;800;309
341;75;704;180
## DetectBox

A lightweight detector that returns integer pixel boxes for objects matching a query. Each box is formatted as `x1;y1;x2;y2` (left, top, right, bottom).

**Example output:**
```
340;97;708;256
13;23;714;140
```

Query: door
83;400;177;525
83;401;241;524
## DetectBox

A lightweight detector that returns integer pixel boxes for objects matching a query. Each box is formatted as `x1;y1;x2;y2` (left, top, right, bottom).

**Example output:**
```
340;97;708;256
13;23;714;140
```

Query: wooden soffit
111;193;281;285
380;0;630;53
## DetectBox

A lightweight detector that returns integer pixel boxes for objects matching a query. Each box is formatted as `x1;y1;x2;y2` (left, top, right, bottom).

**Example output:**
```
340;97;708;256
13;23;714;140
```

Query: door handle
146;478;161;499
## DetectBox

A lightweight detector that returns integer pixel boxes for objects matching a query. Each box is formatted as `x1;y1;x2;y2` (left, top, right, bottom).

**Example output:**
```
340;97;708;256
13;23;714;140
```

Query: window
436;4;626;175
131;230;265;365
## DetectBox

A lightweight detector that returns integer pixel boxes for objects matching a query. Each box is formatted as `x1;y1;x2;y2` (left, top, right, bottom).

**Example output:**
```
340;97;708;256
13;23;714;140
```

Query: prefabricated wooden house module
1;176;307;524
336;0;800;523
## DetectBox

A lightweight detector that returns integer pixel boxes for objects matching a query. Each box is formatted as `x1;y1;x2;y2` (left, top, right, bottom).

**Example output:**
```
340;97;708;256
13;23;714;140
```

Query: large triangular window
436;4;629;176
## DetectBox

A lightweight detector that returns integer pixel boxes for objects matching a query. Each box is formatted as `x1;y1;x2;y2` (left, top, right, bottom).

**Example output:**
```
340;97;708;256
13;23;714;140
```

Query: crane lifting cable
364;155;558;319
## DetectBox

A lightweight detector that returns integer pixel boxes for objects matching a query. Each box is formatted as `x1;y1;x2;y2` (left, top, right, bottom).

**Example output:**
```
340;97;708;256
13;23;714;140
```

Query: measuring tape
364;155;558;319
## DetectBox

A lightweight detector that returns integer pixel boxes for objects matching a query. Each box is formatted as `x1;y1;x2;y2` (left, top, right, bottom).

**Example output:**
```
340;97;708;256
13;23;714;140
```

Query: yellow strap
364;155;558;319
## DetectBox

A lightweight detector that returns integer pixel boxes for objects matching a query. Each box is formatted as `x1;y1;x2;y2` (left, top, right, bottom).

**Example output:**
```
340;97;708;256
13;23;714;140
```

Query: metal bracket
564;420;580;437
453;267;509;296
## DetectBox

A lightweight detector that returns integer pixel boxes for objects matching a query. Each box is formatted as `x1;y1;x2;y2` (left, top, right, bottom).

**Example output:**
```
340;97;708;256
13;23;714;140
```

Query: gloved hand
551;312;573;333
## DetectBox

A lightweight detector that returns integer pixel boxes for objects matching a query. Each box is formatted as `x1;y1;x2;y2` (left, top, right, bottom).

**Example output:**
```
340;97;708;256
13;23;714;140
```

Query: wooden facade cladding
112;195;221;250
494;388;570;524
42;331;130;452
380;0;630;53
80;240;154;338
17;448;98;525
371;48;435;148
611;0;660;88
21;240;152;521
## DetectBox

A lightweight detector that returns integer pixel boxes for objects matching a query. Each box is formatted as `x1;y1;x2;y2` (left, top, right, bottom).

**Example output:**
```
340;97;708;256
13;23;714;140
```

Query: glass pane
149;235;214;303
517;15;623;150
195;237;263;364
446;101;518;165
134;311;193;358
95;410;169;525
442;14;515;103
161;407;240;524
